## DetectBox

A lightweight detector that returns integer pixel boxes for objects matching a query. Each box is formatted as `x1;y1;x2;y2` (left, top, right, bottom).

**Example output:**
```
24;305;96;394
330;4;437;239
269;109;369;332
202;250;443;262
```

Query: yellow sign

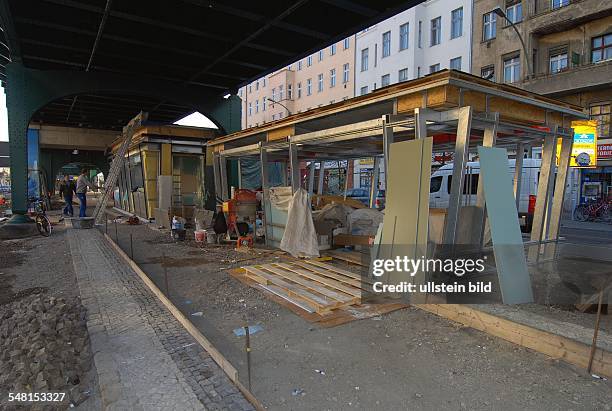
557;120;598;168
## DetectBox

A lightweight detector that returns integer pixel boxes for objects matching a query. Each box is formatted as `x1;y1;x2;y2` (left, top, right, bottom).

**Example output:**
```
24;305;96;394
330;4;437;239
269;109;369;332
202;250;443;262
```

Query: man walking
59;175;76;217
76;169;99;218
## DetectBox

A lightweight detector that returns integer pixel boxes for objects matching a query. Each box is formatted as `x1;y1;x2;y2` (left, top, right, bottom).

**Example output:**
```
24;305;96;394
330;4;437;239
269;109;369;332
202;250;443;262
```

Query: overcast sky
0;88;216;142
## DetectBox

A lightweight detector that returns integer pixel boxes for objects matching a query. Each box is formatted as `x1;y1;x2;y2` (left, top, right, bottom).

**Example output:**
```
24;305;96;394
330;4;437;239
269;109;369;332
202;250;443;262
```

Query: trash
191;311;203;317
591;374;607;381
355;386;360;390
371;316;383;321
292;388;305;396
185;300;192;304
238;299;245;303
233;324;263;336
314;369;326;376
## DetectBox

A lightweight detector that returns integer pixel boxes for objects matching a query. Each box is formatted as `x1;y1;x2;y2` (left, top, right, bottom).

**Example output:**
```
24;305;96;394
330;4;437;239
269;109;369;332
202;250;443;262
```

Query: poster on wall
557;120;598;168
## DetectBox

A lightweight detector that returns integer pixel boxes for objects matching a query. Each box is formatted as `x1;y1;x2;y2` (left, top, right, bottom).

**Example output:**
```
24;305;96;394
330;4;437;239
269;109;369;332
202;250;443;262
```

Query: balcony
522;59;612;96
526;0;612;35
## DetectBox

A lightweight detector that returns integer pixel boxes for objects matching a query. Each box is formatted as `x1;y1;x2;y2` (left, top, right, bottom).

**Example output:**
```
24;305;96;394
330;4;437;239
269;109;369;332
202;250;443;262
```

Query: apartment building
239;37;355;129
354;0;473;96
472;0;612;205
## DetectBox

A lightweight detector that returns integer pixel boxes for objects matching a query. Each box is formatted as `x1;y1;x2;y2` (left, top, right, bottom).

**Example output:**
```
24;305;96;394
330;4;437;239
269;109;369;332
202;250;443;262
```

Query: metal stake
587;289;605;374
245;325;252;391
114;219;118;241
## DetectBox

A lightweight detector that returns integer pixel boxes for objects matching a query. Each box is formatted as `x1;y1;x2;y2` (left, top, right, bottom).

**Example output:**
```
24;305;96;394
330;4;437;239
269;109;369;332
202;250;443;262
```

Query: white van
429;158;544;231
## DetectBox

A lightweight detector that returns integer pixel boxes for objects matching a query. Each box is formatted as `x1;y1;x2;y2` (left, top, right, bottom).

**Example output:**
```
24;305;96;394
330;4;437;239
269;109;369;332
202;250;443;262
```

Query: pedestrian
59;175;76;217
76;169;99;218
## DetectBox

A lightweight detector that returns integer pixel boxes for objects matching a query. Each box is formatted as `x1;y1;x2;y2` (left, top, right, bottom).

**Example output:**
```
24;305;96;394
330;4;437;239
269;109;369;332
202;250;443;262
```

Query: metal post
369;157;381;208
443;106;473;245
237;159;242;189
289;138;300;193
114;218;118;241
259;145;270;246
514;142;525;211
545;130;573;258
414;107;436;140
245;325;252;391
307;161;316;195
475;113;499;209
529;132;557;261
343;161;349;200
382;115;394;190
212;152;222;205
317;161;325;194
219;155;229;201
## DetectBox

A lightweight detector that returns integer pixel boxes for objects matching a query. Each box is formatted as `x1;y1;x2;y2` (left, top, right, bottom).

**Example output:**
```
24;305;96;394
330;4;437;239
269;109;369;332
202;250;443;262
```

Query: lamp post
267;97;292;116
492;6;533;79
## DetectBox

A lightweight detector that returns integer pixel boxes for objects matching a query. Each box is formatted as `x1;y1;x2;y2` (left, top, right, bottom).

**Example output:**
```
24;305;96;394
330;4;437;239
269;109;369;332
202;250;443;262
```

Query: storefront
578;140;612;203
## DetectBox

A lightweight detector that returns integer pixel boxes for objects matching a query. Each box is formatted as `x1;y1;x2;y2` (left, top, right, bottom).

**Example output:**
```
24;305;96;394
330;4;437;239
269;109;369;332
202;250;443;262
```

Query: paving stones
0;291;91;407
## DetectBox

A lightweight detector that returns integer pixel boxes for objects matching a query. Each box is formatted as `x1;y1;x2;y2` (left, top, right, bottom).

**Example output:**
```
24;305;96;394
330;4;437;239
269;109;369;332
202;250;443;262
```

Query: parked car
345;188;370;206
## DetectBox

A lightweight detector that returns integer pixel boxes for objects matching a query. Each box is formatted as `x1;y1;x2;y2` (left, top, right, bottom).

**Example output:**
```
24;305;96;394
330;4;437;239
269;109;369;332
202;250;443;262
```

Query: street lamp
267;97;292;116
492;6;533;79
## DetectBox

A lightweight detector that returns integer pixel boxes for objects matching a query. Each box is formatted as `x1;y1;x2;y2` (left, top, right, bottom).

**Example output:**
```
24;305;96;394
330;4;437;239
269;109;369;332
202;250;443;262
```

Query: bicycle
28;197;52;236
573;198;612;223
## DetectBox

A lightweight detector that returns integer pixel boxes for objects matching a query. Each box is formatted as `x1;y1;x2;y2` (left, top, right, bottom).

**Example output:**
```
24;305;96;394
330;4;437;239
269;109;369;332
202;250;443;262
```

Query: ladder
92;111;148;224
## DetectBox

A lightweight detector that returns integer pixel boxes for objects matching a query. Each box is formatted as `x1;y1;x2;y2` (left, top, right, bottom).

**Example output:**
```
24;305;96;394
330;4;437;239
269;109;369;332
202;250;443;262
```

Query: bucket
205;230;217;244
194;229;206;242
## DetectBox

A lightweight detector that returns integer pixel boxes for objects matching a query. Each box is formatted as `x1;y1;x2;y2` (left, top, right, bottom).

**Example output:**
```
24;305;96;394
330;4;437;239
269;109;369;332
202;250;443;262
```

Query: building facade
471;0;612;206
239;37;355;129
354;0;473;96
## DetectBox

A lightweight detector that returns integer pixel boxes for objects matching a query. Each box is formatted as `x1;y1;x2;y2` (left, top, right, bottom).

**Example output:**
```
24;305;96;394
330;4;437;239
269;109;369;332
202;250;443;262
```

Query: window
417;66;421;77
330;69;336;87
591;33;612;63
503;55;521;83
429;63;440;73
430;17;441;46
279;85;284;100
317;73;323;92
287;84;293;100
552;0;569;9
297;82;302;99
361;48;369;71
381;74;390;87
549;51;568;73
307;55;313;66
450;56;462;70
307;79;312;95
360;86;368;95
451;7;463;39
399;23;409;50
590;103;611;138
481;65;495;81
248;84;252;93
483;12;497;41
263;98;266;111
382;31;391;57
506;2;522;24
343;63;350;83
298;61;302;71
344;37;350;49
398;68;408;82
271;88;276;101
318;50;324;62
418;21;422;48
248;102;252;116
255;99;259;113
255;81;259;91
430;176;442;193
330;43;336;56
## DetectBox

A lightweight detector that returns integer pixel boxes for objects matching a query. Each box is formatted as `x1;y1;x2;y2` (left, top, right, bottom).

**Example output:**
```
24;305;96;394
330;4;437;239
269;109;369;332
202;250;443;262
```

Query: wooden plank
243;266;341;312
332;234;372;246
275;263;362;298
292;261;367;288
259;264;357;304
417;304;612;379
325;250;368;266
103;234;265;411
260;284;316;313
302;260;366;282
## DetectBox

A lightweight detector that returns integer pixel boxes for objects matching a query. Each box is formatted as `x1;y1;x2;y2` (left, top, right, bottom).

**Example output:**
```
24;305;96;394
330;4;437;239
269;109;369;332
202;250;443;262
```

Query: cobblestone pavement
68;228;254;411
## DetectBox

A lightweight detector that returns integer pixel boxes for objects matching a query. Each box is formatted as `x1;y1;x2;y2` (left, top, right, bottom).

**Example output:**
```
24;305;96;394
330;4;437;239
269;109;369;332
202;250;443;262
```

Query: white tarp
268;186;293;211
348;208;384;236
280;188;320;258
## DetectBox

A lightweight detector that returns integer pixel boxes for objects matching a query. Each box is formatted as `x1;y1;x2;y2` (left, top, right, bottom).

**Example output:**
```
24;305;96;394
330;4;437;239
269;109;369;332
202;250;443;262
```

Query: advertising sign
557;120;598;168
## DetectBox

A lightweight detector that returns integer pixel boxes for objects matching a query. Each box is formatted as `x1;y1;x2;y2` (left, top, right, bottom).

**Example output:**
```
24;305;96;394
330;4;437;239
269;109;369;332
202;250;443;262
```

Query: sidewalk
560;219;612;232
68;228;254;410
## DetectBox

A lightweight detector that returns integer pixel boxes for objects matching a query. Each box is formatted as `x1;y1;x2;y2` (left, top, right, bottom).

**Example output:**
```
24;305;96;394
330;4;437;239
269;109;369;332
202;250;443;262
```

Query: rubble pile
0;292;91;404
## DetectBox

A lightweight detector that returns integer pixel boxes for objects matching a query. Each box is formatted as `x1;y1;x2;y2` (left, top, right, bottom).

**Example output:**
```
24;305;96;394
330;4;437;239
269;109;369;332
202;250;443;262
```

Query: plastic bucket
205;230;216;244
194;229;206;242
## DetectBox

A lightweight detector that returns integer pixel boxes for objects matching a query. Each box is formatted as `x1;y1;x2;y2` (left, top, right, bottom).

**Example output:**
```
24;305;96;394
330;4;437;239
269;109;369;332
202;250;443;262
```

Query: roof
110;124;218;153
0;0;425;130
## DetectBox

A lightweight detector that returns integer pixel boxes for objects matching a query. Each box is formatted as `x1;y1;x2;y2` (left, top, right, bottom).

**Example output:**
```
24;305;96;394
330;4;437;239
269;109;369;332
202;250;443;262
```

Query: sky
0;87;216;142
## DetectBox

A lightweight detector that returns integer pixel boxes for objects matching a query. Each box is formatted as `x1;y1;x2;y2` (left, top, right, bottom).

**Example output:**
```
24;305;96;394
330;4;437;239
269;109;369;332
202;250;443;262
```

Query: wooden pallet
242;261;367;314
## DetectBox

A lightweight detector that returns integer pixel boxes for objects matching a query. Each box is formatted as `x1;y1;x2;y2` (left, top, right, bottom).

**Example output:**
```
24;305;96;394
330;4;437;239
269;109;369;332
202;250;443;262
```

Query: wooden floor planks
242;260;365;314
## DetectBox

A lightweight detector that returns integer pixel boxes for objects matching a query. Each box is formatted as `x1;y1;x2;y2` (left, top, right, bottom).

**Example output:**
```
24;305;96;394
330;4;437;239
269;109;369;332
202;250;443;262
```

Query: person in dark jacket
59;175;76;217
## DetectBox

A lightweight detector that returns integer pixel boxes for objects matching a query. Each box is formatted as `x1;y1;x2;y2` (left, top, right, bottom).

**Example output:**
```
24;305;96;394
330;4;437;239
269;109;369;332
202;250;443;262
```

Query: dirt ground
0;215;101;410
110;221;612;411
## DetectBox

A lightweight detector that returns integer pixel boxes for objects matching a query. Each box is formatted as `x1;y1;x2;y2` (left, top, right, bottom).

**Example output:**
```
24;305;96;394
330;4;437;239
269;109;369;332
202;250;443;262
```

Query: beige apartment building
239;37;355;129
472;0;612;204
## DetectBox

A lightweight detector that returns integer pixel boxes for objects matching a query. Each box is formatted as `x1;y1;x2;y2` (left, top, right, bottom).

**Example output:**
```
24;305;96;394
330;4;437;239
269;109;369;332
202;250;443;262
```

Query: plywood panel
161;143;172;175
267;125;295;142
396;92;424;113
489;97;546;124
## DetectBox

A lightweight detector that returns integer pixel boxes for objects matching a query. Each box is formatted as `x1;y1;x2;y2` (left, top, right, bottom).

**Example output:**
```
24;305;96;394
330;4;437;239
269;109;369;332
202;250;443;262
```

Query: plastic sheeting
239;158;285;189
348;208;384;236
280;188;320;258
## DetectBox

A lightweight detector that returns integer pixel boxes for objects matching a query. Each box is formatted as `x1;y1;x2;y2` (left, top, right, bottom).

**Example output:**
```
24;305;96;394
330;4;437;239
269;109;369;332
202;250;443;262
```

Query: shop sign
557;120;598;168
598;143;612;159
